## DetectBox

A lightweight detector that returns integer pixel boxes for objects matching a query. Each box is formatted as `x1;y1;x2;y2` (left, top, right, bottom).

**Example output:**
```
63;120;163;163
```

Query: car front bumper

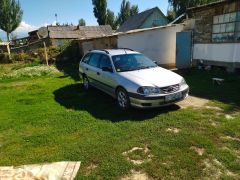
129;86;189;108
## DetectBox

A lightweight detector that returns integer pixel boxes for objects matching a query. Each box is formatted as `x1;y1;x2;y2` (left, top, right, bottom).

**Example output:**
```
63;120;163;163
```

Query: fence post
43;41;49;66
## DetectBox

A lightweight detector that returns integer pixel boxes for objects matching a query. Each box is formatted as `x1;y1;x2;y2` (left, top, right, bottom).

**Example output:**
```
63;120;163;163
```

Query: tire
83;75;90;90
116;88;130;110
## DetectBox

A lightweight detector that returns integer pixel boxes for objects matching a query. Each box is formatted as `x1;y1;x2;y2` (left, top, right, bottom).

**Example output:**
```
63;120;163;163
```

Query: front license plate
165;92;182;102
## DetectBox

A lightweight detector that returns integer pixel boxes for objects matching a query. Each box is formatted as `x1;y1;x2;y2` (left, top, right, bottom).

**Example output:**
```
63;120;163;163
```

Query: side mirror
102;67;113;73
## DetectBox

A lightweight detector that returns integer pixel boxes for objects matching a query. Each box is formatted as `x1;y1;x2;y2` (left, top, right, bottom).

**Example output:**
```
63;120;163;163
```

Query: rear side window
99;55;112;69
88;53;102;68
82;53;91;64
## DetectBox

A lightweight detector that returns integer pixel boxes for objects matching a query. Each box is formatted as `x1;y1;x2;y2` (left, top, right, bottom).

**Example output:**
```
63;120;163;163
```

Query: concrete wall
140;10;168;29
193;43;240;71
117;25;184;68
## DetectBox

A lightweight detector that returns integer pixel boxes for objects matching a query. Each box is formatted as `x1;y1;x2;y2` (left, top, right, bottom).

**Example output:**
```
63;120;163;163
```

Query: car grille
161;84;180;94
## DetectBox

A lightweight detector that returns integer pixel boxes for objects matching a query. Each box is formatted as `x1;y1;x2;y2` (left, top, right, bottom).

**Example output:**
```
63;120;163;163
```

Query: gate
176;31;192;69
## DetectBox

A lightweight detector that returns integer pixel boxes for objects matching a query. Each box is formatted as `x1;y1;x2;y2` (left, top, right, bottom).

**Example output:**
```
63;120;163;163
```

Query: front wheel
83;75;90;90
116;88;130;110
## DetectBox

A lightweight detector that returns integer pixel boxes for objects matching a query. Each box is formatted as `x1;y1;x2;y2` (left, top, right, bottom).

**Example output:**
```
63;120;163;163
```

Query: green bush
12;52;29;62
0;53;12;63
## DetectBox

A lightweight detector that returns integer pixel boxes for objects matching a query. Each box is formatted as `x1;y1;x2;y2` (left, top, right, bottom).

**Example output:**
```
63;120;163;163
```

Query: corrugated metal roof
116;7;168;32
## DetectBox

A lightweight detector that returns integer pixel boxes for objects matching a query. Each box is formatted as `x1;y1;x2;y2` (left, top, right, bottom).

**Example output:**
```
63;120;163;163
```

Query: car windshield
112;54;157;72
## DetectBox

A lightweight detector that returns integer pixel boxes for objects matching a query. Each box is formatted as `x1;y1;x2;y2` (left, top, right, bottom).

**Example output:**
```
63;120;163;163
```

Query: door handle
97;72;100;75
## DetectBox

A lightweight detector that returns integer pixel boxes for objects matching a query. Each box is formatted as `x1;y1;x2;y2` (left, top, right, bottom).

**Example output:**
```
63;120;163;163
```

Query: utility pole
55;13;58;25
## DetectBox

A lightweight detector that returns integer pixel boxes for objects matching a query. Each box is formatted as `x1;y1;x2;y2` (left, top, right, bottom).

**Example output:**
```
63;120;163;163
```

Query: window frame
99;54;113;71
212;2;240;43
87;53;102;68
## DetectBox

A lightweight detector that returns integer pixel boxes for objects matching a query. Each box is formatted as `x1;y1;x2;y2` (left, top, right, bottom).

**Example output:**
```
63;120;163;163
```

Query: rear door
85;53;102;87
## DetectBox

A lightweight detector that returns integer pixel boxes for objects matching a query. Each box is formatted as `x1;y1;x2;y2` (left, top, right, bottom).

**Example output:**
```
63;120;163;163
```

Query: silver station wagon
79;49;189;109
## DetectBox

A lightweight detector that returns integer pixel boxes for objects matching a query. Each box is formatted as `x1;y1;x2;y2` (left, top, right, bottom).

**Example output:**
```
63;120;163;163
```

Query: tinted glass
112;54;157;72
99;55;112;69
82;53;91;64
88;53;101;68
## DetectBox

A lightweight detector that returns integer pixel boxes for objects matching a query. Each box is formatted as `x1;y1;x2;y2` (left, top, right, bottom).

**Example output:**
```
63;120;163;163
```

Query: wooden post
6;43;11;59
43;41;49;66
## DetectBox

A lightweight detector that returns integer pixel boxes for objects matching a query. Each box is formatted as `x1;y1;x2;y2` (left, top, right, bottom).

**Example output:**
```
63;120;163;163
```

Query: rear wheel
116;88;130;110
83;75;90;90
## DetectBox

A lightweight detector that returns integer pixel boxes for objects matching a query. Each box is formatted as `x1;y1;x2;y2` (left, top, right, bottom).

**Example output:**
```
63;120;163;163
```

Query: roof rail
89;49;110;54
118;48;134;51
99;49;110;54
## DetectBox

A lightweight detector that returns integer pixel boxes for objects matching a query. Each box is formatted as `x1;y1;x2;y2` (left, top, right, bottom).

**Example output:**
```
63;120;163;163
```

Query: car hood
119;67;183;87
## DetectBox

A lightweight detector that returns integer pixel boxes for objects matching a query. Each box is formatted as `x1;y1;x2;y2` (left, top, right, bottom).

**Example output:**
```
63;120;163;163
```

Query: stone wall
78;36;118;56
192;8;215;43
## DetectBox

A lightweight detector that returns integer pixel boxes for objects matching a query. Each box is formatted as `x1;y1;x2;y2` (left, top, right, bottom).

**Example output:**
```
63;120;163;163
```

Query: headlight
137;86;161;95
180;78;187;86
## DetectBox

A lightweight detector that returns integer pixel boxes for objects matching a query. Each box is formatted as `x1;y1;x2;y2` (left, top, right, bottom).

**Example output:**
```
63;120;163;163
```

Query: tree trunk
7;32;10;42
6;32;11;59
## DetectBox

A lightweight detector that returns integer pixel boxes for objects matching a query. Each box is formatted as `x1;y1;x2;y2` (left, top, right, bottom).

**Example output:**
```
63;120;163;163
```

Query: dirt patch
166;128;181;134
85;162;98;175
190;146;205;156
225;114;234;119
177;96;209;109
202;158;238;179
177;96;226;112
205;106;223;111
220;136;240;142
121;170;151;180
122;146;153;165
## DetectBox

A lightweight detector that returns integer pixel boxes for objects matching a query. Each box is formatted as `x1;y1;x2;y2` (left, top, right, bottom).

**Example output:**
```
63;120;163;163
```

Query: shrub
12;52;29;62
0;65;60;80
0;53;12;63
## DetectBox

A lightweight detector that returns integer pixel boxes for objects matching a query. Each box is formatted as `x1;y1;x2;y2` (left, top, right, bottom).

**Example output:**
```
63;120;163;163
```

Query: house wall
118;25;185;68
140;10;168;29
193;43;240;71
190;0;240;71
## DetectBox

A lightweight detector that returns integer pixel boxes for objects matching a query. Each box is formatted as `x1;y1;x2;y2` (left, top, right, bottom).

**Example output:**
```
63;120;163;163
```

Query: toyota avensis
79;49;189;109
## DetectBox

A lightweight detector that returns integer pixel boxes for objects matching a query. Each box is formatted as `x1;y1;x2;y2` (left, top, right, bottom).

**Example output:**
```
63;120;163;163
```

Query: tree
79;18;86;26
167;8;176;22
130;5;139;16
117;0;139;26
92;0;107;25
0;0;23;41
106;9;117;30
168;0;218;17
117;0;131;26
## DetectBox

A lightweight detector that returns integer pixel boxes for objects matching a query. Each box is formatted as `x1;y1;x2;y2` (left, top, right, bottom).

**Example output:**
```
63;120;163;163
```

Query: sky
0;0;169;40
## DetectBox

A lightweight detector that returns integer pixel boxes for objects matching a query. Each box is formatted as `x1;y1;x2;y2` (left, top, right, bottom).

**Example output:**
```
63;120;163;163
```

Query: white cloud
15;21;38;33
43;21;57;27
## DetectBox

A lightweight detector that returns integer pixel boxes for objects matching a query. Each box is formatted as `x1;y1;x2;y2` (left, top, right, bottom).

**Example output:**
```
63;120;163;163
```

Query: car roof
90;49;140;56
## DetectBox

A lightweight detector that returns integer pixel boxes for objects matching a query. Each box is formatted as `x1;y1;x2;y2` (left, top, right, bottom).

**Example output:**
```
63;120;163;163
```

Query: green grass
0;64;239;179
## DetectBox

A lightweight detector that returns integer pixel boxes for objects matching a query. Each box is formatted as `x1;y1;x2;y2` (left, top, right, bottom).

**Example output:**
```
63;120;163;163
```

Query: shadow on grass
177;69;240;110
55;62;80;81
53;83;180;122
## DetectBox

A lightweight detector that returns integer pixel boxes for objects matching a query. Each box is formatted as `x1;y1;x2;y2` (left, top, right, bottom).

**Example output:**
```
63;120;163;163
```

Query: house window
212;2;240;42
